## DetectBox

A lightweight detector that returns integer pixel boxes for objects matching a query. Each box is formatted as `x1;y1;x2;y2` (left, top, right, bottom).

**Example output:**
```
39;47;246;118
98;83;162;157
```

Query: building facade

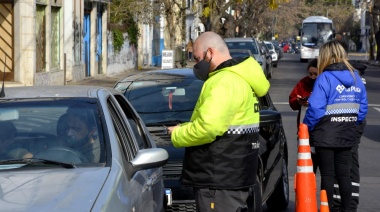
0;0;110;86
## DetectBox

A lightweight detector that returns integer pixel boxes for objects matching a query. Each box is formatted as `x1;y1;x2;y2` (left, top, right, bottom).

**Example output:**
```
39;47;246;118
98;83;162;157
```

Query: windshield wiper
0;158;75;168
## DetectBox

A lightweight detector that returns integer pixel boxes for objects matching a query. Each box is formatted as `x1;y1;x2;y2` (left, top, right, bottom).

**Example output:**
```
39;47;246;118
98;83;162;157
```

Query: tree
200;0;276;38
109;0;154;50
264;0;356;41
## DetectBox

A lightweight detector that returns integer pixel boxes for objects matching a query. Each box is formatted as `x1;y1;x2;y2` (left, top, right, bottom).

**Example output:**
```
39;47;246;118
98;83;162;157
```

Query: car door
258;94;285;200
112;94;165;211
105;94;157;211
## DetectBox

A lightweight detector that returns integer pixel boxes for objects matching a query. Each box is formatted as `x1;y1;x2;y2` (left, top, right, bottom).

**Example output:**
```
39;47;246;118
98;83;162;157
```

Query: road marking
374;107;380;113
274;102;380;107
274;102;291;105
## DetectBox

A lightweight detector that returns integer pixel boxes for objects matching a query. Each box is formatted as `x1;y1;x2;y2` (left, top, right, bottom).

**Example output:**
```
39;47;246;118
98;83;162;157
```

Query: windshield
301;23;333;48
226;41;259;54
122;78;203;125
230;52;251;58
265;43;274;51
0;99;106;166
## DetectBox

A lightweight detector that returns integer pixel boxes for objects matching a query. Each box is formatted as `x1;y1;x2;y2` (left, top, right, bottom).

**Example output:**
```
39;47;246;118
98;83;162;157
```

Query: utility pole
181;0;187;67
369;0;375;60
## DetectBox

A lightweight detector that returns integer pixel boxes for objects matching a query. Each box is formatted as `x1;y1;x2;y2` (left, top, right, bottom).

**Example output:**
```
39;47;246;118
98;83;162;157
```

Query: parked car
0;86;168;211
259;41;273;78
224;37;270;79
264;41;278;67
229;49;255;59
114;68;290;212
271;40;283;60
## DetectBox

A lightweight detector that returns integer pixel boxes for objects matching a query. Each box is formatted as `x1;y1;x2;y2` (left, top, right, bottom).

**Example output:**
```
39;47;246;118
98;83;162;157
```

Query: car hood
0;167;110;211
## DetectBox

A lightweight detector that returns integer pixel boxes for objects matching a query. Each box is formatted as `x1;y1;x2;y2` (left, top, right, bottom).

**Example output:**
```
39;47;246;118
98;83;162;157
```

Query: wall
107;32;137;75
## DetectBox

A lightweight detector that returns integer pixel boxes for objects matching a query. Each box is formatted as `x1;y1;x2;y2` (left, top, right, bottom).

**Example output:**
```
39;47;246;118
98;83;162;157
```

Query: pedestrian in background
167;31;270;212
335;33;349;54
304;40;368;212
375;30;380;63
186;39;193;61
289;58;319;173
289;58;318;129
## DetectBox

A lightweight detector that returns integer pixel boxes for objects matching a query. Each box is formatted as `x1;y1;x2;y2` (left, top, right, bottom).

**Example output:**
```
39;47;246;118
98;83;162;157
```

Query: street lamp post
272;12;277;40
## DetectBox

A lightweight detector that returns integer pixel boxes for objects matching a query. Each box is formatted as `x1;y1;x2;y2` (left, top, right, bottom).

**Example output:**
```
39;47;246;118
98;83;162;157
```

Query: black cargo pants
332;144;360;212
332;120;365;211
193;187;253;212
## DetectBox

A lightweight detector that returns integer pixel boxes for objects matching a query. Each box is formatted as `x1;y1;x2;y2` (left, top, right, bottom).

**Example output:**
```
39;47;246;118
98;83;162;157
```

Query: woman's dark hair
307;58;318;70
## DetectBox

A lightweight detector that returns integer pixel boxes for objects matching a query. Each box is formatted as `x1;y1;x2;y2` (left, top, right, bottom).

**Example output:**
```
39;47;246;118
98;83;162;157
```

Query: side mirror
126;148;168;178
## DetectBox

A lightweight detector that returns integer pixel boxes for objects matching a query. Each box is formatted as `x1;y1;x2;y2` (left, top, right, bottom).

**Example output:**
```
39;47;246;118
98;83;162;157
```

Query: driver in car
61;107;100;163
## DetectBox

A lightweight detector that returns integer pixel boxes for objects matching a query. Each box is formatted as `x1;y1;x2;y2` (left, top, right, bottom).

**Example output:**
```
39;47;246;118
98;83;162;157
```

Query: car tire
273;62;277;68
300;58;308;63
265;158;289;210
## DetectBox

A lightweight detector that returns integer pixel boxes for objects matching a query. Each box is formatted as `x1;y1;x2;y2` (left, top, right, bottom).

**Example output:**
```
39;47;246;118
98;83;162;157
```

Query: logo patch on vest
252;142;260;149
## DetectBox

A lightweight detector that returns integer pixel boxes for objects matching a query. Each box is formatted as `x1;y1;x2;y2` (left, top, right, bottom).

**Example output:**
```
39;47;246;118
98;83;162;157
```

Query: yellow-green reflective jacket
171;57;270;188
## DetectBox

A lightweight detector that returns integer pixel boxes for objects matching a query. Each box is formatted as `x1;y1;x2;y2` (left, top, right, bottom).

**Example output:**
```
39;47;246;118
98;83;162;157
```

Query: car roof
0;86;119;99
229;49;252;53
118;68;194;82
224;37;256;42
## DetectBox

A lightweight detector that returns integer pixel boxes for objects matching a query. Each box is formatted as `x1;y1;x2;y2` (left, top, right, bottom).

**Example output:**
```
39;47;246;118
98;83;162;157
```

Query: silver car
224;37;269;78
0;86;168;211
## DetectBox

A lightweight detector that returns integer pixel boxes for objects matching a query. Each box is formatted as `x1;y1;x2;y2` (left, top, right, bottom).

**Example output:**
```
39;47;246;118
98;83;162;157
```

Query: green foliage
110;1;141;50
112;29;124;54
124;14;140;46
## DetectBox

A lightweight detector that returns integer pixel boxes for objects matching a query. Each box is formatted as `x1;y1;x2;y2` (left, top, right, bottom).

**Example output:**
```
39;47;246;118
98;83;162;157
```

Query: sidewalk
67;60;196;87
67;56;377;87
348;52;380;67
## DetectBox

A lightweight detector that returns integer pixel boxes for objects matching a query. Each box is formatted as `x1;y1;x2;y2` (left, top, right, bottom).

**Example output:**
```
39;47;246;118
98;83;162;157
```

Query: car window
113;94;150;149
265;43;274;50
230;52;251;58
260;43;269;53
107;98;136;160
123;79;203;125
0;99;106;164
226;41;259;54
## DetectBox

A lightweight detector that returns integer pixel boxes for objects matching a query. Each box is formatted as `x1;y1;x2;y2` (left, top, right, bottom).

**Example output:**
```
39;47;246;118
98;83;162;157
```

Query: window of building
36;5;46;72
51;6;60;69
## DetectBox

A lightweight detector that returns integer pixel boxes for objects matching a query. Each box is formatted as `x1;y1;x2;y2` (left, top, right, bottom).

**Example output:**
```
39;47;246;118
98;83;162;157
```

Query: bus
299;16;334;62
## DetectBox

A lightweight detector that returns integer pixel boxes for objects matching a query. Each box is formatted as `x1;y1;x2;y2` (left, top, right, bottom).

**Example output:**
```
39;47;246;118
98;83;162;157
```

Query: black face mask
193;50;212;81
193;60;211;81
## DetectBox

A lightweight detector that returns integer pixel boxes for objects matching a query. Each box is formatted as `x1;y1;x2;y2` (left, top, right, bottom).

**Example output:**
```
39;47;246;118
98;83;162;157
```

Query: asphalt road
265;52;380;212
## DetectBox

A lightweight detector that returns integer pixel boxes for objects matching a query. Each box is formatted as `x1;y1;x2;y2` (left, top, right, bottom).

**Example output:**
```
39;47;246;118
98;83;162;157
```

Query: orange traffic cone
294;123;317;212
320;189;329;212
